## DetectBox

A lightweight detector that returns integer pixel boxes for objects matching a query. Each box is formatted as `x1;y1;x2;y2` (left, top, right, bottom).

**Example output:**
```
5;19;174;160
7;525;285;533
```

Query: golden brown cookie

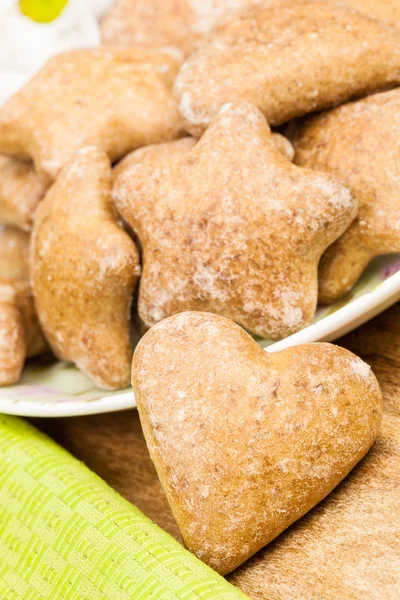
0;282;26;386
132;311;383;574
113;136;197;181
229;410;400;598
251;0;400;30
335;0;400;29
271;132;295;162
0;226;30;280
31;146;140;390
114;131;294;182
0;48;182;183
113;102;356;340
292;87;400;304
101;0;256;56
0;155;48;231
0;279;48;386
102;0;400;60
174;1;400;134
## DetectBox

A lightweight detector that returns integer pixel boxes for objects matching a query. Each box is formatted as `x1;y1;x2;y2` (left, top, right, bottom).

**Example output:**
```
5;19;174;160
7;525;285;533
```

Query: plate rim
1;268;400;418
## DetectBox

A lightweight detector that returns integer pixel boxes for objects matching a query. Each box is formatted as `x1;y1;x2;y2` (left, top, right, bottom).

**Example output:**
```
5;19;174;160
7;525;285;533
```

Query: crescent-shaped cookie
174;1;400;134
31;146;140;389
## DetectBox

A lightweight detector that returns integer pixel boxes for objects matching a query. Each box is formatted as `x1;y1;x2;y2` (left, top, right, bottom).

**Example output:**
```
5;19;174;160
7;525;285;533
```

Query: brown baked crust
0;227;30;280
174;1;400;134
0;48;182;182
249;0;400;31
31;146;140;390
271;132;295;162
11;279;48;359
100;0;256;56
101;0;400;58
0;282;26;386
132;311;383;575
113;102;356;340
113;136;197;181
0;156;48;231
292;87;400;303
0;278;48;386
336;0;400;29
229;409;399;598
113;132;293;182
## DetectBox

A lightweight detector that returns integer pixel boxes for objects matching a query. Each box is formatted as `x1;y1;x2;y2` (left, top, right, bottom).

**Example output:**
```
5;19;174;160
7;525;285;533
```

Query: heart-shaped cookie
0;48;182;182
132;312;383;574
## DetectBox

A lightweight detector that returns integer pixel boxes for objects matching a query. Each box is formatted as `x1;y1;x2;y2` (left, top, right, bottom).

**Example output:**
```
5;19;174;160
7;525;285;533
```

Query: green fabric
0;415;249;600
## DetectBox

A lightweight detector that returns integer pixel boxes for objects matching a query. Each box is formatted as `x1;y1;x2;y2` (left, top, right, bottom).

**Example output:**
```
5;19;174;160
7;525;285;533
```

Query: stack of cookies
0;0;397;579
1;1;399;389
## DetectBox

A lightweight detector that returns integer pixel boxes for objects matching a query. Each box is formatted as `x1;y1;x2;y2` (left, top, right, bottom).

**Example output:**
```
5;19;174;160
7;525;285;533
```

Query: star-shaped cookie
132;311;382;573
113;102;357;339
0;48;182;182
174;1;400;135
292;87;400;303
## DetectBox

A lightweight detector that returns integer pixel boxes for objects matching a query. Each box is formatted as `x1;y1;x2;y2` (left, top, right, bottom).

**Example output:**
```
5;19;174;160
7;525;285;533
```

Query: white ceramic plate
1;254;400;417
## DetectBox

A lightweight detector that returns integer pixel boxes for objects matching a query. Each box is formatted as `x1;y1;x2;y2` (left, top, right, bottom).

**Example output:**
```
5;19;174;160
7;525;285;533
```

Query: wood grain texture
35;302;400;599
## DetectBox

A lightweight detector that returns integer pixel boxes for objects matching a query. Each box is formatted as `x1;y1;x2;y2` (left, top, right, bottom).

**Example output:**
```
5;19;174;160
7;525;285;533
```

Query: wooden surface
35;304;400;599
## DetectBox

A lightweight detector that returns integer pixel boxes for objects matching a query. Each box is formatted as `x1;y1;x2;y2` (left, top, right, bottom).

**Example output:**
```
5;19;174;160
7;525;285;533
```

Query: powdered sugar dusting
133;313;383;574
114;102;356;340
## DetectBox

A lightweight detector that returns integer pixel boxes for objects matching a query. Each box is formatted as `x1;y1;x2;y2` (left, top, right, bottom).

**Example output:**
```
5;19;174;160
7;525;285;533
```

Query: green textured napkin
0;415;249;600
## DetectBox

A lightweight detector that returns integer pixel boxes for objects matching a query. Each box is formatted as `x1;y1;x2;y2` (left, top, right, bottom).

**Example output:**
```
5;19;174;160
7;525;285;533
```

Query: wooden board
35;304;400;599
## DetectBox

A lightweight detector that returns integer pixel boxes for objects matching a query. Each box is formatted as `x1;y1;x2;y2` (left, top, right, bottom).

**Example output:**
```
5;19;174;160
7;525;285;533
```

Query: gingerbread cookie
101;0;255;56
292;87;400;303
114;131;294;181
113;136;197;181
229;410;400;599
0;279;48;386
0;48;182;182
174;1;400;134
113;102;356;340
326;0;400;30
0;227;30;280
0;155;48;231
132;311;383;574
31;146;140;390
